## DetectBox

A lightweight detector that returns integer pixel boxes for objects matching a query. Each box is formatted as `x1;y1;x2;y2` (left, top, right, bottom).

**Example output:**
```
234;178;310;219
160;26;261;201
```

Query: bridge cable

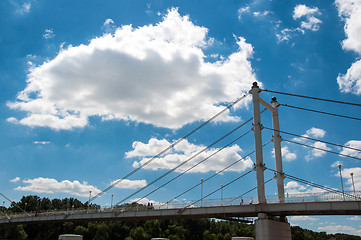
266;168;361;200
178;169;253;212
226;177;274;204
115;114;255;206
281;104;361;121
0;193;29;215
89;93;250;203
134;129;253;205
283;139;361;161
166;140;273;206
263;126;361;153
263;89;361;107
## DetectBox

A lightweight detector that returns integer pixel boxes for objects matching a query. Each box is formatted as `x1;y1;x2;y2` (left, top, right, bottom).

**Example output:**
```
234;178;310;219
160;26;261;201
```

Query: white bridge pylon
250;82;285;204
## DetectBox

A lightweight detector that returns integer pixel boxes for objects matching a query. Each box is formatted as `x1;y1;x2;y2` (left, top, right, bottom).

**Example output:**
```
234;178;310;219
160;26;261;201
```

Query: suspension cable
266;168;361;200
116;115;254;205
281;104;361;121
263;126;361;153
89;93;250;203
178;169;253;212
166;140;273;205
0;193;28;215
283;139;361;161
263;89;361;107
134;129;252;205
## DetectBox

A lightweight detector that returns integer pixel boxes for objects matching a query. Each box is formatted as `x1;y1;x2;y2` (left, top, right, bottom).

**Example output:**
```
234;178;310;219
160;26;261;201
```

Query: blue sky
1;0;361;236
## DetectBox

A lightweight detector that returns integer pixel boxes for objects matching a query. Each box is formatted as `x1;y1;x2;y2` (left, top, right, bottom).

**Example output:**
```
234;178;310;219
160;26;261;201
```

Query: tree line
0;195;360;240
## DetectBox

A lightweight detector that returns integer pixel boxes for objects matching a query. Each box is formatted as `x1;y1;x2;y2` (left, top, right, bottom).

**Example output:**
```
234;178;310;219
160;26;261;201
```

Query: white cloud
127;138;254;173
253;11;269;17
103;19;116;33
306;127;326;138
43;29;55;39
293;5;319;19
308;141;331;159
10;177;21;183
336;0;361;54
272;145;297;161
33;141;50;145
6;117;18;124
318;225;361;236
282;146;297;161
337;59;361;94
104;19;114;26
15;177;101;197
7;8;257;130
348;216;361;221
293;5;322;31
340;140;361;158
292;127;330;160
276;28;304;43
238;6;250;19
111;179;147;189
277;4;321;43
336;0;361;94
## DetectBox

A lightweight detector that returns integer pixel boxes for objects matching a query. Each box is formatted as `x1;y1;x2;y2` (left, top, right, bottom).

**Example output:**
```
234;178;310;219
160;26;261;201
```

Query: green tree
130;226;150;240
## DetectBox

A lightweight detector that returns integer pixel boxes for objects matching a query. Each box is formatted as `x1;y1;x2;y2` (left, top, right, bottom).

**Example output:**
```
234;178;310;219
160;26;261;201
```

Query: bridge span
1;193;361;225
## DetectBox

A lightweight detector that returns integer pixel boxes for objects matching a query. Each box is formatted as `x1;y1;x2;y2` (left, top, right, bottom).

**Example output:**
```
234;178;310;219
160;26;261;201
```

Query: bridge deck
1;201;361;225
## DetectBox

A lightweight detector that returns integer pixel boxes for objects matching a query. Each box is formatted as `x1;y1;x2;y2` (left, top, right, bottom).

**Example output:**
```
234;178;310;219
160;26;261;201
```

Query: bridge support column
255;213;292;240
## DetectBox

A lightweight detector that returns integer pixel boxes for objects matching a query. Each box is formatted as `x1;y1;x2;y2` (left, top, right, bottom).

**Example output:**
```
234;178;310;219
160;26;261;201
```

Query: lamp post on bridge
221;184;223;206
201;178;204;207
338;164;345;200
111;194;114;209
351;172;356;199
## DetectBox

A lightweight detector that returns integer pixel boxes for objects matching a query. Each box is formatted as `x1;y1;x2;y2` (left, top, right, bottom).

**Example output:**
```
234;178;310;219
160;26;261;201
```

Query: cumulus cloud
340;140;361;158
10;177;21;183
306;127;326;138
338;59;361;94
272;145;297;161
15;177;101;197
336;0;361;94
281;146;297;161
7;8;257;130
111;179;147;189
308;141;331;159
126;138;254;173
292;127;330;160
293;5;322;31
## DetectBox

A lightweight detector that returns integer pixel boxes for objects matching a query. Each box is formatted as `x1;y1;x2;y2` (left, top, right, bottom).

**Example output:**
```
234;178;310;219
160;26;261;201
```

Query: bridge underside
1;201;361;225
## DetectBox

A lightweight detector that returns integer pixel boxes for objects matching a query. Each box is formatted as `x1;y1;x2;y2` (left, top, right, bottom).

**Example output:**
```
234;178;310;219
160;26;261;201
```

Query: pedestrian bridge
1;192;360;225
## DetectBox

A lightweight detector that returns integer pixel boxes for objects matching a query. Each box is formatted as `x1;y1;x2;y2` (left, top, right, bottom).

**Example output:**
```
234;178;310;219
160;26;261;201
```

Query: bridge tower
250;82;291;240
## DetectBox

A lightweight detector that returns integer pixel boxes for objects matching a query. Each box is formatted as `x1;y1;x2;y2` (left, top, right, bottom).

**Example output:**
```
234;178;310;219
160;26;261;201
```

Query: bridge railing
1;191;360;220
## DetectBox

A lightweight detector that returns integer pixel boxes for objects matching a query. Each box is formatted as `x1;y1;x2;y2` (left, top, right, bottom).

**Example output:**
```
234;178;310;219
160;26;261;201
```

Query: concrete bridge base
255;214;291;240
